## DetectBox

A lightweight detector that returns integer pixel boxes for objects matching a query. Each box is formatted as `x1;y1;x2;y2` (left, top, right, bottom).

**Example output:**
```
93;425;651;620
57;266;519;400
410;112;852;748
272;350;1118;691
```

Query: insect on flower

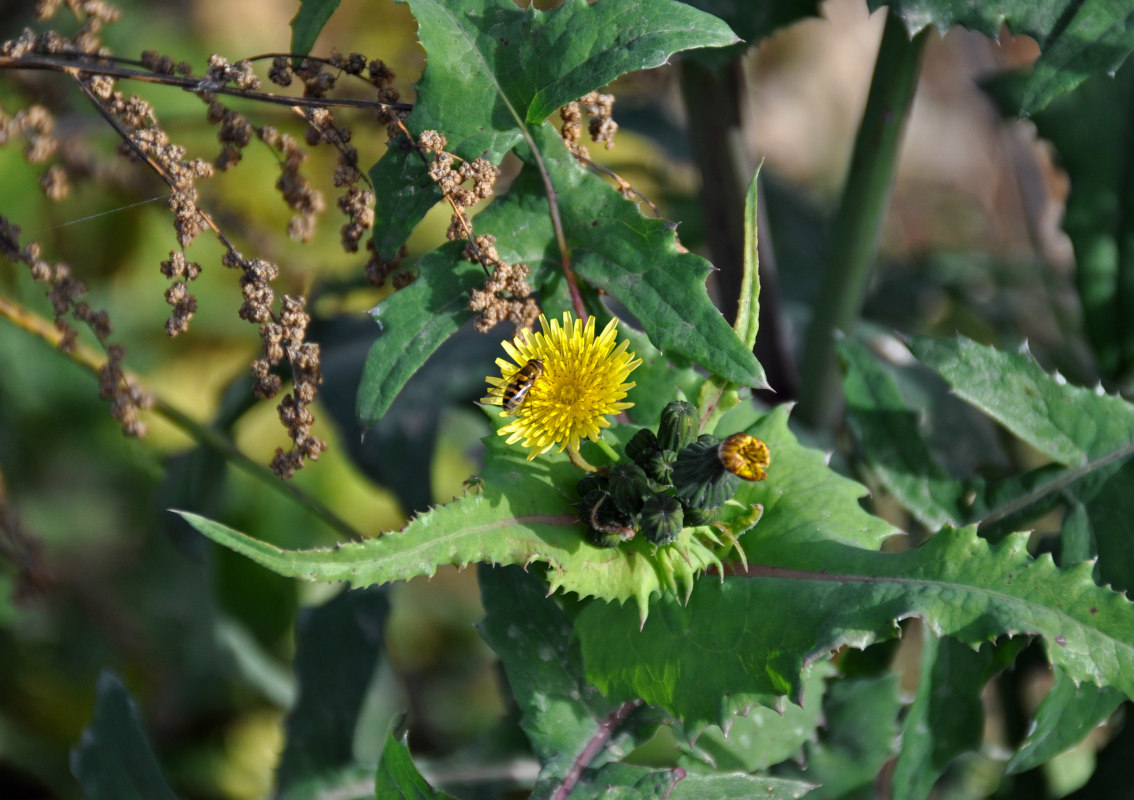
501;358;543;414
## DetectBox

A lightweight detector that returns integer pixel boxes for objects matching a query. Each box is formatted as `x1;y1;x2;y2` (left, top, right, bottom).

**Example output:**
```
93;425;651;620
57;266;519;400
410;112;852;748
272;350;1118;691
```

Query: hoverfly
501;358;543;414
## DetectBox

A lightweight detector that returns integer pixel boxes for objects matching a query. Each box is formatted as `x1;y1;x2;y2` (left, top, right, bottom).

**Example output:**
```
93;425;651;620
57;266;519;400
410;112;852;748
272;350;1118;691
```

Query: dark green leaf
874;0;1134;113
891;635;996;800
318;315;497;512
578;525;1134;727
290;0;341;58
276;587;389;793
478;565;660;790
1028;62;1134;381
71;672;181;800
840;338;967;529
775;675;901;799
682;661;832;771
371;0;738;257
1006;666;1123;775
910;335;1134;591
374;721;458;799
356;247;482;429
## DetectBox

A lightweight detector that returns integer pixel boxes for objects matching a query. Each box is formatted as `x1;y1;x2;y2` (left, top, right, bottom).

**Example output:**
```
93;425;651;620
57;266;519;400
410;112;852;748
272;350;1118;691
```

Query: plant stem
593;437;620;464
0;295;361;541
796;12;928;431
568;443;599;472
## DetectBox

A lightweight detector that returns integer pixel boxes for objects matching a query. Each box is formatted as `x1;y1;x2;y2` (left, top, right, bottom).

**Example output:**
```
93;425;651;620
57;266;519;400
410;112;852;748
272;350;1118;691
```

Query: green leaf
682;661;833;771
290;0;340;58
736;404;899;558
276;587;389;794
71;672;181;800
371;0;737;257
356;247;482;429
874;0;1134;114
175;424;738;624
374;721;458;799
669;772;815;800
1024;62;1134;381
909;335;1134;590
840;338;967;529
478;565;661;790
774;675;901;799
1006;666;1123;775
735;162;762;353
485;126;768;387
890;635;997;800
578;525;1134;727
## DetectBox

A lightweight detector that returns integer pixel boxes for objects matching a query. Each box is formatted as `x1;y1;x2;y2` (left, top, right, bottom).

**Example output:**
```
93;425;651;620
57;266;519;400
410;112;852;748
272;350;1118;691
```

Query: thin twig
0;293;361;541
0;54;412;113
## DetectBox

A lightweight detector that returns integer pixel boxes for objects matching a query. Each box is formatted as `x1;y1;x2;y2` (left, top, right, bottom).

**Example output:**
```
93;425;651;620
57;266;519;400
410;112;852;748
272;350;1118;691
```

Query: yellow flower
485;312;641;459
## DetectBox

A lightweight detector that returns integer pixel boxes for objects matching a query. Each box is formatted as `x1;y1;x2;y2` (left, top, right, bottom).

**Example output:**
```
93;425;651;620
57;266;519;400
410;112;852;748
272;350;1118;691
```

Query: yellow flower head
485;312;641;459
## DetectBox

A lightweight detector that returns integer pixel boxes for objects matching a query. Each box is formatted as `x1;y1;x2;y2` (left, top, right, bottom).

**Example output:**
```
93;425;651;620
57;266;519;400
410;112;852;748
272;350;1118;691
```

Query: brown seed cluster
0;4;412;478
559;91;618;159
0;216;152;437
417;130;540;334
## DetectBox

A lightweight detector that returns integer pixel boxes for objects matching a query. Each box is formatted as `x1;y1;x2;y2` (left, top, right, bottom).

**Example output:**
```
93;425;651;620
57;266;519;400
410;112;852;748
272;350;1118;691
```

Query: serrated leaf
890;635;996;800
682;661;833;772
374;721;458;799
774;675;901;799
1006;666;1123;775
176;411;773;622
736;404;900;557
478;565;660;791
71;672;181;800
276;587;389;794
840;338;967;529
873;0;1134;114
572;763;814;800
477;125;767;387
290;0;340;58
910;335;1134;590
371;0;737;257
356;248;482;429
578;525;1134;727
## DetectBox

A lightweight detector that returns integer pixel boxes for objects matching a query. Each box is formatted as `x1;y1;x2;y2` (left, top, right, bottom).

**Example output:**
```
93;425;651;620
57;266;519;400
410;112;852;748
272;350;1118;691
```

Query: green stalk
797;12;928;431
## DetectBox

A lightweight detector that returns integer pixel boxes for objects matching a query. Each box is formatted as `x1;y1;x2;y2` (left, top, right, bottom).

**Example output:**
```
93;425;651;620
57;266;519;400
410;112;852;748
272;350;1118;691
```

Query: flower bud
608;462;650;516
641;447;676;488
625;427;661;465
640;494;684;545
718;433;770;481
681;505;720;526
672;434;739;510
576;473;608;499
658;400;698;451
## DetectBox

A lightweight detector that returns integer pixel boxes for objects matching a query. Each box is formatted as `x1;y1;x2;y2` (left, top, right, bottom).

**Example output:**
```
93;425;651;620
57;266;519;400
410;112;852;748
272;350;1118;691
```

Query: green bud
576;473;608;499
658;401;699;451
681;505;720;526
625;428;661;466
641;447;676;487
672;434;739;510
608;462;650;516
640;494;684;545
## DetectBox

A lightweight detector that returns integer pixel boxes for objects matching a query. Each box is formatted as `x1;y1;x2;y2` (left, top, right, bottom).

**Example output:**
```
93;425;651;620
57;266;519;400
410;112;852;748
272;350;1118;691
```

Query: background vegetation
2;0;1133;798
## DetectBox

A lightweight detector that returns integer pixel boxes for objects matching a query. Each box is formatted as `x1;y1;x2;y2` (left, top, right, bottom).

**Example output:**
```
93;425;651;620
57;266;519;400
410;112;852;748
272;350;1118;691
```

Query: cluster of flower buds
577;401;771;548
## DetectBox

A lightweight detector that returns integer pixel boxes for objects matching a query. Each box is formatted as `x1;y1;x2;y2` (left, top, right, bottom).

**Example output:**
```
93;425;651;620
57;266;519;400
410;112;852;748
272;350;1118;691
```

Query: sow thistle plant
482;311;769;594
7;0;1134;798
